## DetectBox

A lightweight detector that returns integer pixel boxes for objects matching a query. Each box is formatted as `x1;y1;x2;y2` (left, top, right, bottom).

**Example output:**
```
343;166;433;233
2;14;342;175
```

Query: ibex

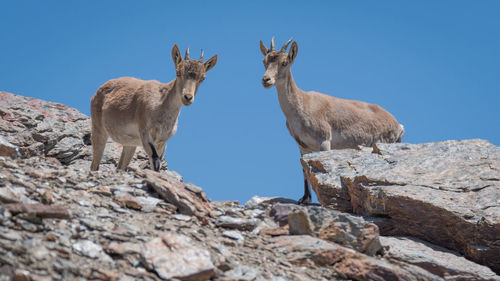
90;45;217;171
260;38;404;204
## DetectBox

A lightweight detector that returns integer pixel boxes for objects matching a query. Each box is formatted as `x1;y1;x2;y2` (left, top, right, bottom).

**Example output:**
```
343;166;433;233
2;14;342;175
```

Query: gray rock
216;216;259;231
381;236;499;281
270;204;303;226
306;206;382;256
245;195;279;209
270;235;443;280
72;240;103;259
0;230;22;241
222;230;244;242
0;136;19;158
141;234;215;281
288;209;313;236
302;139;500;272
222;266;264;281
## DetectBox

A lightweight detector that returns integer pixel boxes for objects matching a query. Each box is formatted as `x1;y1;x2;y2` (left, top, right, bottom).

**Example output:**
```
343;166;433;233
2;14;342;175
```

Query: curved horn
270;37;275;51
199;49;204;62
280;38;293;53
185;47;190;60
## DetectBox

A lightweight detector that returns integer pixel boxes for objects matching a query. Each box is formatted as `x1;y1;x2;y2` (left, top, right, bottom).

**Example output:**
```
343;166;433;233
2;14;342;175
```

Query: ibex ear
171;44;182;67
288;42;298;64
204;54;218;72
259;40;269;56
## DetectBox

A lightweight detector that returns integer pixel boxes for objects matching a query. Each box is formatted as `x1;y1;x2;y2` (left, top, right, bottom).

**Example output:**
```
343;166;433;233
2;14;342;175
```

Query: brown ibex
90;45;217;171
259;38;404;204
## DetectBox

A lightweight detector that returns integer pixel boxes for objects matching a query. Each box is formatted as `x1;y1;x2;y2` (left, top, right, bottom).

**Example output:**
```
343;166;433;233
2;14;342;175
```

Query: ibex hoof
153;157;161;172
297;196;312;205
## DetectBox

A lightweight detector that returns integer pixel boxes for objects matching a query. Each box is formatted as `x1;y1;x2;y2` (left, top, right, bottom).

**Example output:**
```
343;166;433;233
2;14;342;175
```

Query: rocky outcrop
302;140;500;273
0;92;498;280
0;91;153;169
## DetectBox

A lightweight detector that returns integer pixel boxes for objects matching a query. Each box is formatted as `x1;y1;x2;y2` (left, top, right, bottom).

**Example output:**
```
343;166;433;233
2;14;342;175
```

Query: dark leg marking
148;142;161;172
298;169;312;205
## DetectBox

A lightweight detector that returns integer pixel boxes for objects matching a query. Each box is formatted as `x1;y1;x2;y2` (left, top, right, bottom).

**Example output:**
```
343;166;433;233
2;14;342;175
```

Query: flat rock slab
269;235;443;280
144;170;212;219
301;139;500;273
381;236;498;281
141;233;215;281
5;203;71;219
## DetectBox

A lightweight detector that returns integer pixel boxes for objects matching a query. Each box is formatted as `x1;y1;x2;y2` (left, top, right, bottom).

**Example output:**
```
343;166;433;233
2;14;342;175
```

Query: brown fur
260;39;404;203
90;45;217;171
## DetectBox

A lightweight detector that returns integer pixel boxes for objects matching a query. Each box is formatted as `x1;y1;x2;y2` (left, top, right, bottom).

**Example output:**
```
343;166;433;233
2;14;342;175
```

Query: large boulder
301;139;500;273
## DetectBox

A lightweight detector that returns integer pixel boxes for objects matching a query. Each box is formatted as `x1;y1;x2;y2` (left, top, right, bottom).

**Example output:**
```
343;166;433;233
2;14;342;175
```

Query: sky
1;1;499;204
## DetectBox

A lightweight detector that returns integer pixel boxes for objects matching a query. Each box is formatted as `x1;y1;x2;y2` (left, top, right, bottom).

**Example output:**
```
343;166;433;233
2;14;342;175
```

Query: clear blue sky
1;1;499;203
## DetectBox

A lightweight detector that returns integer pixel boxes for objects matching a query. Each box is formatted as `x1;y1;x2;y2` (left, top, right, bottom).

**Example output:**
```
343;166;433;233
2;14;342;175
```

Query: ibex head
260;37;297;89
171;45;218;106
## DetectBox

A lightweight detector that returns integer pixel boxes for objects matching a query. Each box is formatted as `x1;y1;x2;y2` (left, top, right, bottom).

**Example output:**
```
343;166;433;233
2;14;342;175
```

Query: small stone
0;187;22;203
72;240;103;259
0;230;22;241
172;214;193;222
114;194;142;210
258;227;289;237
91;186;112;196
0;136;19;158
245;195;279;209
222;230;244;242
135;196;161;212
106;241;141;256
41;190;55;204
216;216;259;231
288;209;313;236
141;234;216;281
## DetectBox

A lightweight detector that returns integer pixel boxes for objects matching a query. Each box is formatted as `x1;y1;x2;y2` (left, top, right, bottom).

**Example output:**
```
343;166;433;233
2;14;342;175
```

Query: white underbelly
105;123;142;146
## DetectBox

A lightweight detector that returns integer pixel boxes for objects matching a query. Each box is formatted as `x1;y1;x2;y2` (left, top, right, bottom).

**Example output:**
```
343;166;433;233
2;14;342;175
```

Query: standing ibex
260;38;404;204
90;45;217;171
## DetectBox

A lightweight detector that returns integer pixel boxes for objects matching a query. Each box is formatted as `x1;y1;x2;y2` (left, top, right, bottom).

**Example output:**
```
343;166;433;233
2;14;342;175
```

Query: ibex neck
160;78;183;113
275;69;303;118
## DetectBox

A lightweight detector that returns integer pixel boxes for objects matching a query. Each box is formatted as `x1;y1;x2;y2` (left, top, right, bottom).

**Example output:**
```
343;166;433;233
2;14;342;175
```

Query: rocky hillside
0;91;498;281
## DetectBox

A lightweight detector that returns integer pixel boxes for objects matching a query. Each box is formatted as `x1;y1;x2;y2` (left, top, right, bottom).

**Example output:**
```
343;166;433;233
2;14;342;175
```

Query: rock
4;203;71;219
306;206;382;256
258;227;289;237
0;91;149;167
288;209;313;236
302;139;500;272
114;194;142;210
221;266;263;281
144;170;212;219
381;236;499;281
72;240;104;259
0;136;19;158
105;242;141;256
269;204;302;226
141;234;215;281
270;235;443;280
216;216;259;231
222;230;245;242
245;195;279;209
0;187;22;203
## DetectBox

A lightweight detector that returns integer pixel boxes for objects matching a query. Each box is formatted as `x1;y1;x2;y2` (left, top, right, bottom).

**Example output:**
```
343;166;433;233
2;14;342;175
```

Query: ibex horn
280;38;293;53
270;37;275;51
185;47;190;60
199;49;204;62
